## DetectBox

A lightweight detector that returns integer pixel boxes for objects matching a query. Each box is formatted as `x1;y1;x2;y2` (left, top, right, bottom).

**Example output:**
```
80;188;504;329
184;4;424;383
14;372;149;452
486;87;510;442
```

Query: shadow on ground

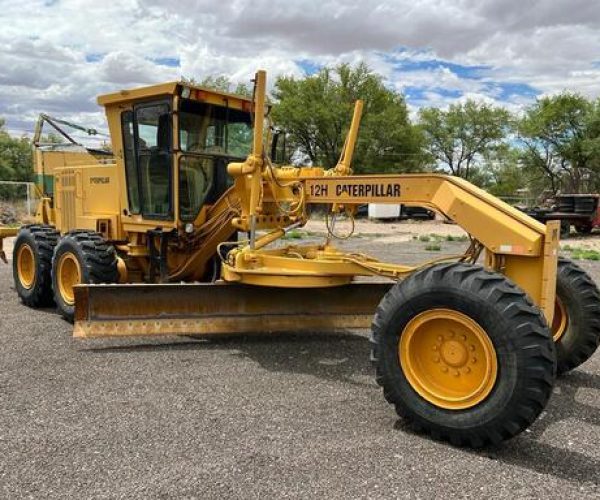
84;332;599;486
476;370;600;486
83;332;374;386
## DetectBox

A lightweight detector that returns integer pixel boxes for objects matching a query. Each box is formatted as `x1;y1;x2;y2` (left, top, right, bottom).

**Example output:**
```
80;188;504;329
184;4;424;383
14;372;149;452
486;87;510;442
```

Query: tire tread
370;262;556;447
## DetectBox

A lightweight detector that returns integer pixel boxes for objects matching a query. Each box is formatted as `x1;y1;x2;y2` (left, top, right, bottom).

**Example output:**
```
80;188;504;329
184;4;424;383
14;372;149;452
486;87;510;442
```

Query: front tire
12;225;59;307
52;231;119;321
371;263;556;447
552;257;600;374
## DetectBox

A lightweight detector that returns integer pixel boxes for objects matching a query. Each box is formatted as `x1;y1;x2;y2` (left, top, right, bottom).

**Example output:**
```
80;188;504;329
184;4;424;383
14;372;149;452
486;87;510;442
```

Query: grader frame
73;70;559;337
6;69;599;447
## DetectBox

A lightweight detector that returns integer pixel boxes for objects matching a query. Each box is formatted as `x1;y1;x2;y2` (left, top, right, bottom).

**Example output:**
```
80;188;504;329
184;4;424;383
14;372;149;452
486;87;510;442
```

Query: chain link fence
0;181;37;225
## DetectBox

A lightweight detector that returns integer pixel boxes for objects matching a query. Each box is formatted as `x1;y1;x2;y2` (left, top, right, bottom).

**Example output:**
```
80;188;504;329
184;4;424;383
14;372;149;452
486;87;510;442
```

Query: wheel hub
399;308;498;410
552;297;568;342
17;243;35;289
440;338;468;367
57;252;81;305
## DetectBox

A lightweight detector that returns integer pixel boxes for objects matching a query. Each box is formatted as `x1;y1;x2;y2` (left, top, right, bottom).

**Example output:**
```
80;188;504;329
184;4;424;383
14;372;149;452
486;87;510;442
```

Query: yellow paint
399;309;498;410
97;81;253;112
0;227;18;263
53;165;121;236
327;100;363;176
16;243;36;289
226;167;557;321
56;252;82;305
0;227;19;237
4;69;560;336
552;297;568;342
220;69;556;319
72;281;390;338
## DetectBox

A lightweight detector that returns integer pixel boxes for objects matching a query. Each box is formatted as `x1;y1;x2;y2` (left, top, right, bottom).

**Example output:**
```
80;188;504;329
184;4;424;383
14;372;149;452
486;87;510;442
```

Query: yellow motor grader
2;71;599;447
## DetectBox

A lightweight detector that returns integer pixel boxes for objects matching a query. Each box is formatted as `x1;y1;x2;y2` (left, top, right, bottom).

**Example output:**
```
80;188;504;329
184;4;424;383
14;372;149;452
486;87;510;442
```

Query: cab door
121;100;173;221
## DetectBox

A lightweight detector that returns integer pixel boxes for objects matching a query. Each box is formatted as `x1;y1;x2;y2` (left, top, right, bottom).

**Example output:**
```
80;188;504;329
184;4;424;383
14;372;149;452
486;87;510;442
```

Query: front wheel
52;231;119;321
371;263;556;447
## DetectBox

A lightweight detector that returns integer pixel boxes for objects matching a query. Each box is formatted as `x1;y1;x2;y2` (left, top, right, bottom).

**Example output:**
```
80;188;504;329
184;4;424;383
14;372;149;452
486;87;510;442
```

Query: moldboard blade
73;281;392;338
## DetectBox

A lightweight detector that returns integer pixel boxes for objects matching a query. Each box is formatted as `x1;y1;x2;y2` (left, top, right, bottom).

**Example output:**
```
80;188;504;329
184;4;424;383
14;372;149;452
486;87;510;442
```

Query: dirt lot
1;222;599;498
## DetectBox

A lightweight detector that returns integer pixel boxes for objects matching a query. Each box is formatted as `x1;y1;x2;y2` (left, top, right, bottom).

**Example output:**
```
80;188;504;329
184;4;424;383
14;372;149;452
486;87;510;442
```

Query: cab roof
97;81;254;112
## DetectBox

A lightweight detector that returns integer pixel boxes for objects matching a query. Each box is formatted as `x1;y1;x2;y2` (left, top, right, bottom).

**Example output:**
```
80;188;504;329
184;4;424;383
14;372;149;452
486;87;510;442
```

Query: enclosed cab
11;82;255;320
98;82;254;238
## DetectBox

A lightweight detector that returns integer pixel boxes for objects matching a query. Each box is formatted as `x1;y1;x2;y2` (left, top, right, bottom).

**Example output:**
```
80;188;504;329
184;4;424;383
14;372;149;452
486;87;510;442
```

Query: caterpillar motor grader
2;70;599;448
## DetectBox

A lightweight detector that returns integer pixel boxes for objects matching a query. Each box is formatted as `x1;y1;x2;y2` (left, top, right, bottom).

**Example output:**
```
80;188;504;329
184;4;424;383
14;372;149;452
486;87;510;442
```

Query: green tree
0;118;32;182
418;100;510;181
183;75;252;98
271;63;427;173
480;145;529;197
583;99;600;191
517;93;600;193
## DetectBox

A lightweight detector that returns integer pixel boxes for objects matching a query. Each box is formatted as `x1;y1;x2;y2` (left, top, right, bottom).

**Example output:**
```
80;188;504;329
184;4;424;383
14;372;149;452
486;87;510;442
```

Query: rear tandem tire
12;225;59;307
52;231;119;322
553;257;600;374
371;262;556;447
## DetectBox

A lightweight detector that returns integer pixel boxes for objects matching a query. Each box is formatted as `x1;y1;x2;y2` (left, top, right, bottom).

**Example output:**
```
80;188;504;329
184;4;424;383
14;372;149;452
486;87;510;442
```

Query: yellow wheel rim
399;309;498;410
552;297;568;342
57;252;81;305
17;243;36;289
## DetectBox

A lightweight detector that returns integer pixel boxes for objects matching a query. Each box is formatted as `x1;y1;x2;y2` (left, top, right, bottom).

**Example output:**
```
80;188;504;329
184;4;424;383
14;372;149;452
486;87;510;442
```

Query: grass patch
416;233;469;243
561;244;573;252
571;248;600;261
425;243;442;251
282;230;305;240
444;234;469;242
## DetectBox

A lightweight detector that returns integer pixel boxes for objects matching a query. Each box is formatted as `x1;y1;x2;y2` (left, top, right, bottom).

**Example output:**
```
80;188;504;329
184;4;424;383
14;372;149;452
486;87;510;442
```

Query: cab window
178;99;252;158
121;110;140;214
178;156;215;221
135;102;172;218
176;99;252;221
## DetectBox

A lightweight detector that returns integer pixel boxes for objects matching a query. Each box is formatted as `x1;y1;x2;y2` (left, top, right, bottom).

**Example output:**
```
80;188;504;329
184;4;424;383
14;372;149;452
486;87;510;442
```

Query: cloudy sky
1;0;599;142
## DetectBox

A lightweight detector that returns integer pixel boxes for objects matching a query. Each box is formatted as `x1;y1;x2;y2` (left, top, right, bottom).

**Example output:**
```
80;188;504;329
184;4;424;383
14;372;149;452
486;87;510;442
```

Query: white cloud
0;0;598;137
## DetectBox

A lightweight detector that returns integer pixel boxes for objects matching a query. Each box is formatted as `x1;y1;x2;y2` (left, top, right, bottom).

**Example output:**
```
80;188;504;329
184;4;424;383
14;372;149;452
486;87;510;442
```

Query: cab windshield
178;99;253;158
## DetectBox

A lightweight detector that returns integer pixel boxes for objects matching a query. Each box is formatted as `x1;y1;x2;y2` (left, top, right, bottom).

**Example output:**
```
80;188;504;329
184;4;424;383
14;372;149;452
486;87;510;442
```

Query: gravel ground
0;230;599;499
